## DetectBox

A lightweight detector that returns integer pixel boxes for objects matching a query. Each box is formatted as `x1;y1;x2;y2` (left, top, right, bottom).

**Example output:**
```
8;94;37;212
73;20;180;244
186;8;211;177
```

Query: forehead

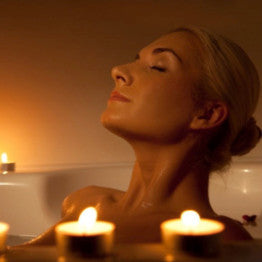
144;31;204;66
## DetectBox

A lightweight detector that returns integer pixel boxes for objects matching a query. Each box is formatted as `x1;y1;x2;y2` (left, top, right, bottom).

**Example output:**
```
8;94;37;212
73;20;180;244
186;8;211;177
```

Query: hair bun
230;117;261;156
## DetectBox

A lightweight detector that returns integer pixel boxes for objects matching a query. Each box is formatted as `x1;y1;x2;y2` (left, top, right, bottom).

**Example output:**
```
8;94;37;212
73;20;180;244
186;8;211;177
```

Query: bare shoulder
61;186;125;219
215;215;253;241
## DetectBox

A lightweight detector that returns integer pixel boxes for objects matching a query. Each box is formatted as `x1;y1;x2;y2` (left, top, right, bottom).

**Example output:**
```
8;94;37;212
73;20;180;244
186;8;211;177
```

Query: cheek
128;81;195;141
136;78;194;121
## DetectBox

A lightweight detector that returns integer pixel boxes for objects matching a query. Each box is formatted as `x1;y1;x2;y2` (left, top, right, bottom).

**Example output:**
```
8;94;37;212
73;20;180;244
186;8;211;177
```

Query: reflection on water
7;235;34;246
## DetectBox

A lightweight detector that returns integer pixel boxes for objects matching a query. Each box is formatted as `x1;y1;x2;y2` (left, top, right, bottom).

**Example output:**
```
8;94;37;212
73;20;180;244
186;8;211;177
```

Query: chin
100;110;126;136
100;110;140;141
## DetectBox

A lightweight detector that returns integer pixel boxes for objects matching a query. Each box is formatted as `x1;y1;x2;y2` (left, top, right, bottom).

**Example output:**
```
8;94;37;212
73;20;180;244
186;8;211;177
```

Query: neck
118;138;214;217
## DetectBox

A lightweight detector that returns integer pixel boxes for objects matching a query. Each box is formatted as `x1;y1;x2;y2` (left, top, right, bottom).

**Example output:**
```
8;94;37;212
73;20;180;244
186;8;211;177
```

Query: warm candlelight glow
161;210;225;235
55;206;115;257
0;222;9;253
1;153;7;163
161;210;225;256
1;152;15;173
78;207;97;231
56;206;115;236
181;210;200;228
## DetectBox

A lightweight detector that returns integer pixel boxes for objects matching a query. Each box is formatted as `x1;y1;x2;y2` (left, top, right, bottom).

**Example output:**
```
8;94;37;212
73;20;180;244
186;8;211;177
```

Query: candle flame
78;207;97;231
1;153;8;163
181;210;200;228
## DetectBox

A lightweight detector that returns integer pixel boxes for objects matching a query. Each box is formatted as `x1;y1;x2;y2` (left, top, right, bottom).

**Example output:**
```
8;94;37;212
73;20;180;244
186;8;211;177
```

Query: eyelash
150;66;166;72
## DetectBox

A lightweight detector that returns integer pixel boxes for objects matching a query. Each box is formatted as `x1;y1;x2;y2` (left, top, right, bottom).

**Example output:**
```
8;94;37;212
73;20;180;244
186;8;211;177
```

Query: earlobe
190;102;228;130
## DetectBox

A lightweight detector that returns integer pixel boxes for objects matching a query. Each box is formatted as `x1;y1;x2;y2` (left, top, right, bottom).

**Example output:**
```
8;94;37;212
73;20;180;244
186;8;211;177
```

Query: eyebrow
152;47;183;63
135;47;183;64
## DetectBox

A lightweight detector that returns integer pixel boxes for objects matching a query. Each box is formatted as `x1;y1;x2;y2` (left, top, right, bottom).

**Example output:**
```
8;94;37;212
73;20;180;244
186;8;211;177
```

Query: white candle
56;207;115;258
1;153;15;173
0;222;9;254
161;210;225;257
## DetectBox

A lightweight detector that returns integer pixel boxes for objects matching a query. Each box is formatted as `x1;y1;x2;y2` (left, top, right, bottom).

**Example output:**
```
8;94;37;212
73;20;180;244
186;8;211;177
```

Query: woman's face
101;31;204;143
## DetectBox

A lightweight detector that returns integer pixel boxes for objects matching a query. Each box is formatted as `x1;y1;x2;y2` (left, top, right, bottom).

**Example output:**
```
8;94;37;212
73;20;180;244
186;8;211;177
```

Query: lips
109;91;131;102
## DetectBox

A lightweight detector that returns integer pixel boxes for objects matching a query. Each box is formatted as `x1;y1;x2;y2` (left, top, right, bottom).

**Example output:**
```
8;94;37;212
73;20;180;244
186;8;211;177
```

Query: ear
190;101;228;130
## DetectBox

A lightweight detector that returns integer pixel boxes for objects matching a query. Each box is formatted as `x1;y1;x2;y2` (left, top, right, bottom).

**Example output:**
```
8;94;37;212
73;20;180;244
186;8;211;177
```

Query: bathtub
0;161;261;245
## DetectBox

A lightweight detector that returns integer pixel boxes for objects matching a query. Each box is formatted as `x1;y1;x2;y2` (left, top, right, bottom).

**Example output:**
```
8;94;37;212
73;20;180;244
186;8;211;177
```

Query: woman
25;26;261;245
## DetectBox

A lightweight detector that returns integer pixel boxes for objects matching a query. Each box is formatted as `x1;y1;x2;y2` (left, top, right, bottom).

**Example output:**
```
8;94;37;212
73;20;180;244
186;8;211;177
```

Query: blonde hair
173;26;261;171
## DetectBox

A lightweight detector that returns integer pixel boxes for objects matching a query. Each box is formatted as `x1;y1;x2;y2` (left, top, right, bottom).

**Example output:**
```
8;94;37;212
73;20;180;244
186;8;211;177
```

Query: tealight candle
55;207;115;258
1;153;15;173
0;222;9;254
161;210;225;257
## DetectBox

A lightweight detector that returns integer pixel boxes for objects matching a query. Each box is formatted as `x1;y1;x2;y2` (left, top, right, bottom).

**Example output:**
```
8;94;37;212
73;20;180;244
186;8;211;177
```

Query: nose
111;64;132;87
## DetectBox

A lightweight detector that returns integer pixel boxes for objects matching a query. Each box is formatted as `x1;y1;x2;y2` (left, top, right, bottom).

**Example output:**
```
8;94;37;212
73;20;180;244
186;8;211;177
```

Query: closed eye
150;66;166;72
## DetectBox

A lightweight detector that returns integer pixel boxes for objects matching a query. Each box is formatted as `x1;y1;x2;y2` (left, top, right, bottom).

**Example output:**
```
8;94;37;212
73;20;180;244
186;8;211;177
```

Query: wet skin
21;31;252;246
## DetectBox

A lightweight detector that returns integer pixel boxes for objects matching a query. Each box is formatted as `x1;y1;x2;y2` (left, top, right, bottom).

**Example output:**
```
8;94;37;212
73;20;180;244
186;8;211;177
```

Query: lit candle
1;153;15;174
161;210;225;257
0;222;9;254
55;207;115;258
